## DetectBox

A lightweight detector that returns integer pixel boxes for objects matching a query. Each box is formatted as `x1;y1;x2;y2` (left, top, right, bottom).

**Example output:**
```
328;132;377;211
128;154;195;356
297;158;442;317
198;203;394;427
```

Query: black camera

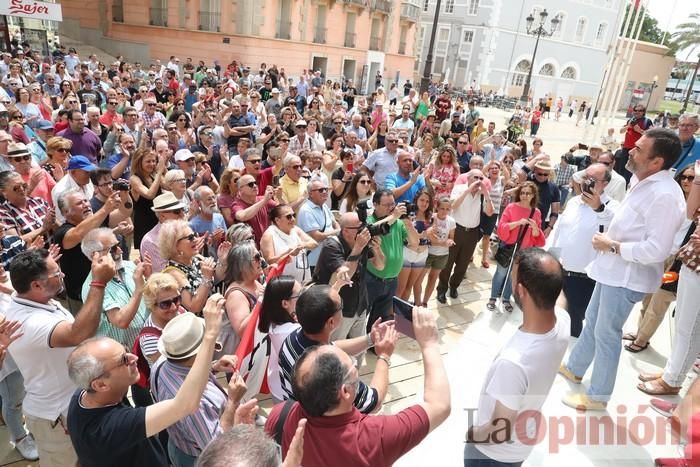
400;201;417;219
113;180;130;191
367;222;391;237
356;199;390;238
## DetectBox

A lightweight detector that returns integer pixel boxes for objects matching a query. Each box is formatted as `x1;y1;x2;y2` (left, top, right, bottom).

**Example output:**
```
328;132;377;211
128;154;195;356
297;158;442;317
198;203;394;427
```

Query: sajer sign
0;0;63;22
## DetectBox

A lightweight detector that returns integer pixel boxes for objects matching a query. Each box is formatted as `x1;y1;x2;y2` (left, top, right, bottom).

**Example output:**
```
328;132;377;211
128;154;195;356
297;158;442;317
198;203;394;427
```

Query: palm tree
670;14;700;113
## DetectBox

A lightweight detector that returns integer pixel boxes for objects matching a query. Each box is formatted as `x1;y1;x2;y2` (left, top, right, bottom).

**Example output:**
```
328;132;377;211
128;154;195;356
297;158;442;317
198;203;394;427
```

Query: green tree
620;4;664;42
670;13;700;113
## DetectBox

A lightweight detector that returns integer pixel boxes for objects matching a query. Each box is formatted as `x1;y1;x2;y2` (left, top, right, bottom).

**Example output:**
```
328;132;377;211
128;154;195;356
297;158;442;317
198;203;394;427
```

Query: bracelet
377;355;391;367
90;281;106;289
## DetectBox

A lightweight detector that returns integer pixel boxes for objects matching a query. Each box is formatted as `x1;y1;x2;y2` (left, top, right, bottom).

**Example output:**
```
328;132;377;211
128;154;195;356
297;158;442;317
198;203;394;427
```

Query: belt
367;272;397;283
564;270;589;279
456;224;480;231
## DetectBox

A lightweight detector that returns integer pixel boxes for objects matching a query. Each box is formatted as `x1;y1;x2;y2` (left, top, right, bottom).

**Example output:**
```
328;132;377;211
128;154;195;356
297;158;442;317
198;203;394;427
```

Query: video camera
356;200;390;238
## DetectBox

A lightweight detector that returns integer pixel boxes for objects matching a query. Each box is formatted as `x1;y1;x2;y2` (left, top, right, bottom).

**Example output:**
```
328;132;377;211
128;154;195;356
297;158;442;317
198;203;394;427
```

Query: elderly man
345;113;367;143
362;131;400;189
105;132;137;180
671;113;699;169
65;295;229;467
519;159;561;233
5;248;115;467
572;150;626;203
140;193;187;273
384;151;426;203
51;155;96;224
89;168;134;258
466;249;569;466
279;154;308;211
560;128;686;411
392;106;415;142
231;174;279;246
546;163;620;337
0;170;54;244
267;301;449;466
54;189;121;313
224;101;255;148
288;120;317;156
240;148;283;196
56;110;102;163
190;186;227;253
438;169;493;304
139;97;167;130
297;179;340;271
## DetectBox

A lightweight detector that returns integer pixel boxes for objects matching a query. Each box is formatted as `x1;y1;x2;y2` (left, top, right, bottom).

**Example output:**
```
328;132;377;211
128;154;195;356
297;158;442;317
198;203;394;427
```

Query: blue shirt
190;213;227;236
673;136;699;170
297;201;334;266
384;171;426;203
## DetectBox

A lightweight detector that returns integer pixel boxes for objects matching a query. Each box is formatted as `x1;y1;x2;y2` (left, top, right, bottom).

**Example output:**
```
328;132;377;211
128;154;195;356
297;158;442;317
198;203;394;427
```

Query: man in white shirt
362;132;399;189
465;248;569;465
392;106;415;143
546;163;620;337
51;156;96;225
572;151;626;203
437;170;493;304
5;248;115;467
560;128;686;411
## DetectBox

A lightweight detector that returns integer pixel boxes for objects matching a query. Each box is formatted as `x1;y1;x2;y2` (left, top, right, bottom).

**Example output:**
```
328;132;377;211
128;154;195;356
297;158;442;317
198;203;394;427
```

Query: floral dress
429;163;458;202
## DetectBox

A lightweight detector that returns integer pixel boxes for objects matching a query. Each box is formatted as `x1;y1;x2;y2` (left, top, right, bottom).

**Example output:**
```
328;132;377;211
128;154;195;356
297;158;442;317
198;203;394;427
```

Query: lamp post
420;0;442;94
519;9;559;105
645;74;658;110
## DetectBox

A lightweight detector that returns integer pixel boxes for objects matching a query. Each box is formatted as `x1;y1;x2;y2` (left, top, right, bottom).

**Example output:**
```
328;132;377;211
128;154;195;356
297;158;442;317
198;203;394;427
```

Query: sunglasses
253;252;262;262
334;121;343;124
680;175;695;182
102;243;120;255
386;139;399;143
178;233;197;242
108;101;118;105
92;346;131;382
278;139;289;143
158;295;182;310
247;159;262;164
11;183;28;192
12;115;23;120
458;141;468;144
9;155;31;161
147;103;157;107
290;164;302;170
284;213;295;220
245;181;257;188
311;187;329;193
472;176;484;181
534;172;549;177
55;148;71;153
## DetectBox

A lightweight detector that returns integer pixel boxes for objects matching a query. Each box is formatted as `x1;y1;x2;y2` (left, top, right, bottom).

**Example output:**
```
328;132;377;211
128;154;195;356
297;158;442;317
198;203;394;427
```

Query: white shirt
450;183;483;229
586;170;686;293
474;308;570;463
267;322;301;402
51;174;95;225
546;194;619;273
605;170;627;203
5;296;76;420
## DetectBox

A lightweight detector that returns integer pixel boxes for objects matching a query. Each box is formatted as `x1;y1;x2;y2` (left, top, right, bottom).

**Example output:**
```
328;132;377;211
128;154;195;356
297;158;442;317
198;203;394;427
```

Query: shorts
425;253;449;270
403;247;428;268
480;212;498;236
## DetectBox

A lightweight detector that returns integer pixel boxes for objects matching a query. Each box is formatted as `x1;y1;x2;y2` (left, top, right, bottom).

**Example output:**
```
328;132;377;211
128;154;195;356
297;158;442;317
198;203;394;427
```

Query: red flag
234;256;290;398
633;0;641;9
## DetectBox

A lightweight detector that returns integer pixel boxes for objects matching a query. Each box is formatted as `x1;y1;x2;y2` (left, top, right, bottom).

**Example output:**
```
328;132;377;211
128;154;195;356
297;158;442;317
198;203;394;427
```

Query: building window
113;0;124;22
199;0;221;32
552;11;565;37
595;22;607;44
575;17;587;43
538;63;555;76
423;0;429;12
561;66;577;79
149;0;168;26
467;0;479;16
444;0;454;14
436;27;450;54
511;59;530;86
464;30;474;43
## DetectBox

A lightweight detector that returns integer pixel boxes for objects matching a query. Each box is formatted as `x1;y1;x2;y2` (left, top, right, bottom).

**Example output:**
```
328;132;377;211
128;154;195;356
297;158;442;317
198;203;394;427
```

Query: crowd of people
0;40;698;467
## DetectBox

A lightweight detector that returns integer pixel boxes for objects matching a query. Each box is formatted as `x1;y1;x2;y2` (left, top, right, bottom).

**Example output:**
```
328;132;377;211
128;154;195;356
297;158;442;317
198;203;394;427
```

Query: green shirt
81;261;149;348
367;215;407;279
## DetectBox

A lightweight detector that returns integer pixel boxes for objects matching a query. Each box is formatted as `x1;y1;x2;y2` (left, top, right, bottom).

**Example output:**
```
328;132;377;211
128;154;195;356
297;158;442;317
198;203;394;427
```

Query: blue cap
67;155;96;171
36;119;54;130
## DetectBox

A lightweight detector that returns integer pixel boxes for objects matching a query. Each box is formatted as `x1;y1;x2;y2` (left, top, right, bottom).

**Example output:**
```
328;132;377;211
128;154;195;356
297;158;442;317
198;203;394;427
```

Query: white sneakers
15;433;39;461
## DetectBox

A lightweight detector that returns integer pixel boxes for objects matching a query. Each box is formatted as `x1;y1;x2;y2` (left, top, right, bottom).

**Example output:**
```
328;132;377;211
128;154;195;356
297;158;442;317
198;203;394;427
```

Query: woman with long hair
339;172;374;214
306;118;326;149
479;160;507;268
331;150;355;210
13;88;41;125
415;133;437;168
168;110;195;149
217;168;240;226
368;119;389;151
258;275;301;403
426;146;460;202
487;181;545;313
260;204;317;283
304;98;323;122
397;188;433;304
130;148;166;248
415;91;430;124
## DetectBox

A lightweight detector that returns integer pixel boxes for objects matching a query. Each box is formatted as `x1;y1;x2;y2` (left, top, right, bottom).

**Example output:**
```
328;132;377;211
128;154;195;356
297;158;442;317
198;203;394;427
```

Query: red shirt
496;203;545;248
230;195;277;246
265;402;430;467
622;116;651;149
531;110;541;124
241;166;274;196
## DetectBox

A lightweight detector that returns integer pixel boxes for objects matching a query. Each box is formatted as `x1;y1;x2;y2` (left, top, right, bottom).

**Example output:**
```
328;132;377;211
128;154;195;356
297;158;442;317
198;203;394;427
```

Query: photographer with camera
545;163;618;337
89;168;134;260
365;189;420;332
384;151;426;203
313;212;385;347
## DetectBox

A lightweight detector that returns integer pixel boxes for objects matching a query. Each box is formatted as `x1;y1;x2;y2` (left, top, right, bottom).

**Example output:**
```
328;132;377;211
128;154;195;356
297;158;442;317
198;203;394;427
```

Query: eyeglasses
290;164;302;170
520;191;534;196
147;103;157;107
253;252;263;262
92;346;131;382
11;183;28;192
9;155;31;162
247;159;262;164
534;172;549;177
334;121;343;124
108;101;118;105
472;176;484;181
245;181;257;188
44;269;63;279
178;233;197;242
311;187;329;193
12;115;23;120
284;213;295;220
386;139;399;143
157;295;182;310
101;242;120;255
680;175;695;182
458;140;468;144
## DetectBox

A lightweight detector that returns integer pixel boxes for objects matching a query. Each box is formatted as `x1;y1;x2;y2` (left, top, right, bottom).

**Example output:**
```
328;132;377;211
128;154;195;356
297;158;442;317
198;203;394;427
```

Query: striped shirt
554;163;576;188
279;328;378;414
488;177;505;215
150;359;226;456
0;197;49;236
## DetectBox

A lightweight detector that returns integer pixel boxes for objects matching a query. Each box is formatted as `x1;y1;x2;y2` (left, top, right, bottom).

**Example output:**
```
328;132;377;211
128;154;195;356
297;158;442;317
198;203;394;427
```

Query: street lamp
646;74;658;110
420;0;442;94
519;9;559;105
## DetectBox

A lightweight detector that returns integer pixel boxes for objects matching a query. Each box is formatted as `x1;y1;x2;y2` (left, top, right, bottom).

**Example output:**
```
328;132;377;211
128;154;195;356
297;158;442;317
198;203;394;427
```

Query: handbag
494;208;535;269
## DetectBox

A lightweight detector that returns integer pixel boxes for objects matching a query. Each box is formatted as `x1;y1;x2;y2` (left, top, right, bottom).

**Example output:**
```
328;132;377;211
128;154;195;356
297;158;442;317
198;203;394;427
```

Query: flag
234;257;290;399
633;0;641;9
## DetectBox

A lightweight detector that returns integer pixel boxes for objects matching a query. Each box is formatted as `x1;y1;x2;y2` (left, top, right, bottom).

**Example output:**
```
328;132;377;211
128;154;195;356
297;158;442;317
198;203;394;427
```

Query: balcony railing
276;19;291;39
314;26;327;44
113;0;124;22
400;1;420;22
149;7;168;26
344;31;356;48
342;0;368;8
373;0;392;14
369;36;381;51
398;41;406;54
199;11;221;32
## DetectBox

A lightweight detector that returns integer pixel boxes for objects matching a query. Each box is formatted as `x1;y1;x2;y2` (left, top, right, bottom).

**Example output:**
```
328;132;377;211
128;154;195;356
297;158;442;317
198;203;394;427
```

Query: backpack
131;326;162;389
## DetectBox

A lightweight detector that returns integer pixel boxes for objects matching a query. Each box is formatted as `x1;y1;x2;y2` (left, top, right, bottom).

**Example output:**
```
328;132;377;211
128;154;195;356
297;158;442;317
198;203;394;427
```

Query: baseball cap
174;149;195;162
67;155;96;171
36;119;55;130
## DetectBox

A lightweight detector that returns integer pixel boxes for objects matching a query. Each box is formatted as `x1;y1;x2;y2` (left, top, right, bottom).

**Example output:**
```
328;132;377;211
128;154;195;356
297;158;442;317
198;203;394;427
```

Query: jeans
464;443;523;467
566;283;645;402
168;438;198;467
663;266;700;387
0;370;27;440
490;263;513;302
366;273;398;332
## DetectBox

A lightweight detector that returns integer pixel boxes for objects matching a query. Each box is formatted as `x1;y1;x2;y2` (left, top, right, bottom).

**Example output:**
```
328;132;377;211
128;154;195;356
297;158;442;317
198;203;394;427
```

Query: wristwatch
377;355;391;367
609;243;618;255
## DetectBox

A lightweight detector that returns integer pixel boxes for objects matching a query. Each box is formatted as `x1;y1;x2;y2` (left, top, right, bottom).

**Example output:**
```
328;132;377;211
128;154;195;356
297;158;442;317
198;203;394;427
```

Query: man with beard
54;189;121;314
190;186;227;257
466;248;569;465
